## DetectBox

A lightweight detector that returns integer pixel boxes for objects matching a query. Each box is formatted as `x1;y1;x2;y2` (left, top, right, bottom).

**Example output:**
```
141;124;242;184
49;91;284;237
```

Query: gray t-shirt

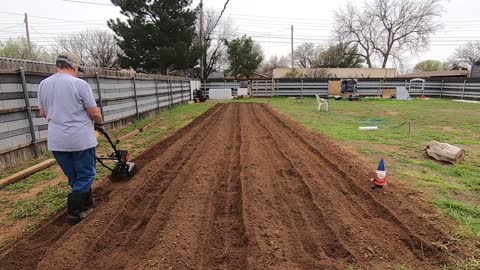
38;73;98;152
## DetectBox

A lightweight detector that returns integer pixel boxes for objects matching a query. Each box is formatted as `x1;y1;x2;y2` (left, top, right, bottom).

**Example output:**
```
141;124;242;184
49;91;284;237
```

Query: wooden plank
0;108;27;114
115;118;163;143
140;118;163;132
0;158;56;189
115;129;141;144
328;80;342;96
0;138;47;155
383;89;396;99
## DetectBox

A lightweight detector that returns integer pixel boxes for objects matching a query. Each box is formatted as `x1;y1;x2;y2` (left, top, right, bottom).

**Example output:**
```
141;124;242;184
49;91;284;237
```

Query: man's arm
38;82;46;118
86;107;103;125
39;108;46;118
78;81;103;125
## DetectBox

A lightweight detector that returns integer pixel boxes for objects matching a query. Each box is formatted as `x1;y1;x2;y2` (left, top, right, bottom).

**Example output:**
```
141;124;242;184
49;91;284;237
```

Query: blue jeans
52;147;96;194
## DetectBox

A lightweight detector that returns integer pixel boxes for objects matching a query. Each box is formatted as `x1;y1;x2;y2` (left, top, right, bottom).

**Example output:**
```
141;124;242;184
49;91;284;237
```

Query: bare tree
335;3;377;67
292;42;318;68
294;42;316;68
452;41;480;67
316;43;365;68
55;30;120;68
335;0;444;68
0;37;55;62
85;31;120;67
198;9;235;79
259;55;289;77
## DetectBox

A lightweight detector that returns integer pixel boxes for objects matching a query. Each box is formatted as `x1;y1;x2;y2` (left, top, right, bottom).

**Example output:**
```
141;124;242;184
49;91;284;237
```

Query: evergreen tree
225;35;263;79
108;0;201;73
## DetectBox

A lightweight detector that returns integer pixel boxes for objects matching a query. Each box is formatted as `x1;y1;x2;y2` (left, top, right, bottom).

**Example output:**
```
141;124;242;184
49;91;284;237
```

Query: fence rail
0;69;193;169
0;57;187;79
202;79;480;99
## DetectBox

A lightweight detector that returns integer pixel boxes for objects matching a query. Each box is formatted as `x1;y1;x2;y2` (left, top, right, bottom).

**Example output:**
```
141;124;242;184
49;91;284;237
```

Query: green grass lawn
253;97;480;240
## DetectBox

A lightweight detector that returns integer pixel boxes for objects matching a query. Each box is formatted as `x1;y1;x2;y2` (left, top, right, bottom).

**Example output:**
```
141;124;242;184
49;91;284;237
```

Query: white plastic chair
315;95;328;112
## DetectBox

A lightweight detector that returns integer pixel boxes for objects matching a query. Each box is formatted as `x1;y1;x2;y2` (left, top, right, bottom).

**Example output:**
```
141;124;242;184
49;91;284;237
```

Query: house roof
397;70;470;78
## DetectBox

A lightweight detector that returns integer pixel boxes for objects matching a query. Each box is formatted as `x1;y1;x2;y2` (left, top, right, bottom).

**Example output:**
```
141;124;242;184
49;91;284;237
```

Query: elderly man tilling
38;52;104;224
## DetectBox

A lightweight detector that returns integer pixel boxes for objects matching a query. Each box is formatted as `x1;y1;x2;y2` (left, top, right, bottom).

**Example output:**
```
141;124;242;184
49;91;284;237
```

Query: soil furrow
0;104;225;270
249;105;357;266
37;104;230;270
200;103;247;270
78;104;231;269
0;103;453;270
121;104;242;269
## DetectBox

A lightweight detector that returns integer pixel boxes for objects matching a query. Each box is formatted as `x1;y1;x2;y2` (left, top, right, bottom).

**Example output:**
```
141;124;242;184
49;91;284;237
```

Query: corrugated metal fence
203;78;480;99
0;70;192;169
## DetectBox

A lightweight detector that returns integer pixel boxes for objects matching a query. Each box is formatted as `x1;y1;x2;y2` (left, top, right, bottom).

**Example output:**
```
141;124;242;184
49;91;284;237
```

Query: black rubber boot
66;193;84;225
82;189;95;217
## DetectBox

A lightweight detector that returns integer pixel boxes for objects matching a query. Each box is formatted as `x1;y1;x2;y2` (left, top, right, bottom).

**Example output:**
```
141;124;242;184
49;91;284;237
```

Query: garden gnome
371;158;387;189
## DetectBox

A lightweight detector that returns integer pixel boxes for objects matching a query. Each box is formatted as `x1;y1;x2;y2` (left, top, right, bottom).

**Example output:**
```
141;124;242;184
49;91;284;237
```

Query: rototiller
95;127;136;178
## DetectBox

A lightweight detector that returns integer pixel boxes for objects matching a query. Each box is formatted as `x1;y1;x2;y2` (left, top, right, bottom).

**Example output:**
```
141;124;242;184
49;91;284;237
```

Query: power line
226;13;334;22
0;24;23;32
0;11;106;23
209;0;230;34
63;0;114;6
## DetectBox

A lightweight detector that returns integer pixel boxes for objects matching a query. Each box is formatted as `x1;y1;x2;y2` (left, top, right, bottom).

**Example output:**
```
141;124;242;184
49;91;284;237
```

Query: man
38;52;104;224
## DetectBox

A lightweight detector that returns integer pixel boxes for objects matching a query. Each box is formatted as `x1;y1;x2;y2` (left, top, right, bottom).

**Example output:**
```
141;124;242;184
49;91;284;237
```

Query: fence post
180;80;184;103
378;79;383;97
462;79;467;100
95;72;105;122
154;77;160;111
132;76;140;121
276;80;279;97
440;79;444;99
19;67;39;158
168;79;173;108
252;80;255;97
264;80;268;97
271;78;275;97
189;80;193;101
233;80;237;97
301;79;304;99
251;80;254;97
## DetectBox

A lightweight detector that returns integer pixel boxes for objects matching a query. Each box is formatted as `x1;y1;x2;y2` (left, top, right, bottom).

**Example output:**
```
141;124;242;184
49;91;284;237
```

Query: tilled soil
0;103;453;270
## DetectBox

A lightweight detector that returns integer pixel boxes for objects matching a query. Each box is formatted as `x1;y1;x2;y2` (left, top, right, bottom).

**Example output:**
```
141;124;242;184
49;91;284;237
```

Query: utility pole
291;25;294;70
199;0;204;81
24;13;32;59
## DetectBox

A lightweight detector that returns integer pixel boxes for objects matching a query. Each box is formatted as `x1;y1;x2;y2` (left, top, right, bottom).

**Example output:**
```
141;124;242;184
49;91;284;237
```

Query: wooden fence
0;67;193;169
203;78;480;99
0;57;188;79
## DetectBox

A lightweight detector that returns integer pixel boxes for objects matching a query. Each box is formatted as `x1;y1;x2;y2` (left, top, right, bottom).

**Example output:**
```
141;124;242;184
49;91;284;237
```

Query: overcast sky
1;0;479;71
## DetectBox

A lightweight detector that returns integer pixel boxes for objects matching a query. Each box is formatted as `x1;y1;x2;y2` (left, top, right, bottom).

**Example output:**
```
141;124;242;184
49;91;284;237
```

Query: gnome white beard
376;170;386;179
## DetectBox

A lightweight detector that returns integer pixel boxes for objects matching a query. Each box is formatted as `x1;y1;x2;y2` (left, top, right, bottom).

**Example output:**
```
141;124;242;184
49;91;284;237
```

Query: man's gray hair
56;60;73;69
